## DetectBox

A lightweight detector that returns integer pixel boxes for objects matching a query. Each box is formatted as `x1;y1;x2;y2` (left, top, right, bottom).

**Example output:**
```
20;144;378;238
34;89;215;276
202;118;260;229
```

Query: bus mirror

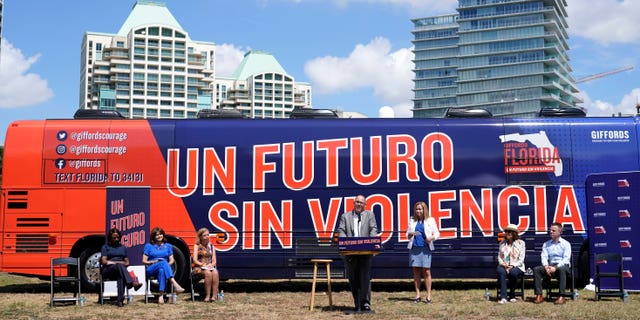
497;232;505;243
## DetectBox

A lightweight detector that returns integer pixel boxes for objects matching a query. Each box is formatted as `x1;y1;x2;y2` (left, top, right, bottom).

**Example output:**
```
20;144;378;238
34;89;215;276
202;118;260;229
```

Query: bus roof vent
73;109;126;119
289;108;339;119
445;107;493;118
538;107;586;117
197;108;245;119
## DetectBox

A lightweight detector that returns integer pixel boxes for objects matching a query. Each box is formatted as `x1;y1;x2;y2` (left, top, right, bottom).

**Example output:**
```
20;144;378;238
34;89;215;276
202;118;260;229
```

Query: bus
1;114;638;291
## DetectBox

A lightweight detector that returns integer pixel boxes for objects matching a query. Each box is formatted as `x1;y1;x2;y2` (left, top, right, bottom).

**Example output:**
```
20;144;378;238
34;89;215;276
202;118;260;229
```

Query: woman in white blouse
496;223;526;304
406;201;440;304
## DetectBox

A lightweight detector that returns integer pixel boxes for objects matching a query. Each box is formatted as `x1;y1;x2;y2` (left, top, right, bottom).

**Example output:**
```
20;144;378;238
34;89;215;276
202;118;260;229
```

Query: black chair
544;255;577;301
50;257;81;307
594;252;625;301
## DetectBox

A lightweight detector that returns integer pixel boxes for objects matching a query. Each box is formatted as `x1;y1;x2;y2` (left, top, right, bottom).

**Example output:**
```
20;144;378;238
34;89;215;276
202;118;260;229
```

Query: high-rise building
0;0;4;61
80;0;312;119
216;50;312;118
412;0;581;118
80;0;215;118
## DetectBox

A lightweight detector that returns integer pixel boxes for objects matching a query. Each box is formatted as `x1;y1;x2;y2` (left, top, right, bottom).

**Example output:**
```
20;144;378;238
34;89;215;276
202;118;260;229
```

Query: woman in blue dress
406;201;440;303
142;227;185;304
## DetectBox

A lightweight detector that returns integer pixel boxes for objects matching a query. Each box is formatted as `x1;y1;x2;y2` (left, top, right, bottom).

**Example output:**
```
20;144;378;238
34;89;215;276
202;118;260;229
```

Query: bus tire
79;245;103;292
170;244;188;287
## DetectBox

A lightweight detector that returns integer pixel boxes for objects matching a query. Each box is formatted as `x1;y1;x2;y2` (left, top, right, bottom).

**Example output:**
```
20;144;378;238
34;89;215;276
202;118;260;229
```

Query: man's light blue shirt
541;237;571;268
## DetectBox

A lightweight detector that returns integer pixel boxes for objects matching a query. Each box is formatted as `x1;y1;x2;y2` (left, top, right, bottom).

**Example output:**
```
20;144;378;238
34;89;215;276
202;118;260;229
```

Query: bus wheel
170;244;188;286
79;246;102;292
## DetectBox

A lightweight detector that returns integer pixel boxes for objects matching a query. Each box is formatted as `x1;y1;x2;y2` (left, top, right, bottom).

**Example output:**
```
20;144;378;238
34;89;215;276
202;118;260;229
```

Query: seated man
533;222;571;305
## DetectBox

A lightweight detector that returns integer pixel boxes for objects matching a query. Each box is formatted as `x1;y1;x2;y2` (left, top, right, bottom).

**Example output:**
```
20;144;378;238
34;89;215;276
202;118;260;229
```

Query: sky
1;0;640;143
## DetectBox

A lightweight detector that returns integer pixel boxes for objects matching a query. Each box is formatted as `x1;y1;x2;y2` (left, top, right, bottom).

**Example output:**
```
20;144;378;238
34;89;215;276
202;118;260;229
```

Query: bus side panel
2;121;46;188
1;121;53;276
1;120;197;277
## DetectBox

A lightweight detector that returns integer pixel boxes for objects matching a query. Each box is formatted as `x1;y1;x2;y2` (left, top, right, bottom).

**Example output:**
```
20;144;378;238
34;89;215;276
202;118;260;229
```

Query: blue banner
106;187;150;265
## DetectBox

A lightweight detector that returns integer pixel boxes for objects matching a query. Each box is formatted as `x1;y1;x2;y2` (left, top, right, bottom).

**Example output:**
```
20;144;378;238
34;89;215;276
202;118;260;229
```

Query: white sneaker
498;298;507;304
509;298;517;303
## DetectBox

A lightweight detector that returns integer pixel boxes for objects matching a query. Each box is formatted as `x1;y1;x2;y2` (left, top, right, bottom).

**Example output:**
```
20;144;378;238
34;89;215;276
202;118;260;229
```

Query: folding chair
99;266;130;305
190;257;205;301
144;266;174;303
50;257;81;307
594;252;625;301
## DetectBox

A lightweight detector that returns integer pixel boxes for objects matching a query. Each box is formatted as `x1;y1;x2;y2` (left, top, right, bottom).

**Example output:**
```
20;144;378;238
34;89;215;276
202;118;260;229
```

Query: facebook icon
55;158;66;169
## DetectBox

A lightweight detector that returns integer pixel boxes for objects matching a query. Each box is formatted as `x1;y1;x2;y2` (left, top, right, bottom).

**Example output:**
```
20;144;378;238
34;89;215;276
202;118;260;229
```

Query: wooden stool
309;259;333;311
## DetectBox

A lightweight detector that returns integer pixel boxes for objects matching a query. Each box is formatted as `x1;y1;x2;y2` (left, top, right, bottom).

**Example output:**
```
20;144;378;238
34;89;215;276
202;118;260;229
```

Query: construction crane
575;65;634;84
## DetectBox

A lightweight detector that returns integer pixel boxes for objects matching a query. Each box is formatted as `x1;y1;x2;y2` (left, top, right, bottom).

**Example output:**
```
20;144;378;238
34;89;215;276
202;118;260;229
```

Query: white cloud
304;37;414;116
579;88;640;116
215;43;247;77
0;40;54;109
568;0;640;45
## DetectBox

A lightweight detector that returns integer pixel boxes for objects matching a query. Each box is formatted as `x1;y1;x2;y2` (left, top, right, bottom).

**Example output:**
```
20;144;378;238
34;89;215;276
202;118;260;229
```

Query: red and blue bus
1;114;638;290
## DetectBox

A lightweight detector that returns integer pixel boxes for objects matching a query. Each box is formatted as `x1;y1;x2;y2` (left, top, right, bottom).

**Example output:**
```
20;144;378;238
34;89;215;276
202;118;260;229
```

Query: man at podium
337;195;379;311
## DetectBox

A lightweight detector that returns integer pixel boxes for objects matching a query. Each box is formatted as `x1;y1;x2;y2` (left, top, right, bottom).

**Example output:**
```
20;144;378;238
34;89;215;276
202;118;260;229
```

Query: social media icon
56;144;67;155
57;130;68;141
55;158;66;169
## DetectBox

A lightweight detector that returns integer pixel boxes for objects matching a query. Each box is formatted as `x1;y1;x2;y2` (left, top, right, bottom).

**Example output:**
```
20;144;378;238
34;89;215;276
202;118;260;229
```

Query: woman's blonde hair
412;201;429;221
195;227;210;245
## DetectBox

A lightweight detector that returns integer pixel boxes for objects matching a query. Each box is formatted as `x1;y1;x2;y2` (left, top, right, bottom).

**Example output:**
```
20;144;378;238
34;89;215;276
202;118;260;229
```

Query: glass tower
412;0;581;118
0;0;4;61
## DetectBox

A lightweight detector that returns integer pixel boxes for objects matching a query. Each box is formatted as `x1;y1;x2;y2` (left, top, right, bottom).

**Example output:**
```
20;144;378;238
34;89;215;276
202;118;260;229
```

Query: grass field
0;272;637;320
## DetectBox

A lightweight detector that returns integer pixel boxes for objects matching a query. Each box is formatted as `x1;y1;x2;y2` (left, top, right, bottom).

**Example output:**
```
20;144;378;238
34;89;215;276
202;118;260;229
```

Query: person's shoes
534;294;544;304
116;300;124;307
132;281;143;291
498;298;507;304
424;298;432;304
554;296;566;305
414;297;421;303
362;303;371;311
509;298;517;303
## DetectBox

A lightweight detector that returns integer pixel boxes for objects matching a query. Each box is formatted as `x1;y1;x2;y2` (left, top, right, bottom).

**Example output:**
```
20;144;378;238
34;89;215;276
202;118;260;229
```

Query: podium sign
338;237;381;255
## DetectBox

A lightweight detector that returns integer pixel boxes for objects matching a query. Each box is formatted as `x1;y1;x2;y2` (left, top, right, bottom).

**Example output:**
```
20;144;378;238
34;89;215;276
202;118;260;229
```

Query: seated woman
142;227;185;304
192;228;220;302
496;224;526;304
101;227;142;307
